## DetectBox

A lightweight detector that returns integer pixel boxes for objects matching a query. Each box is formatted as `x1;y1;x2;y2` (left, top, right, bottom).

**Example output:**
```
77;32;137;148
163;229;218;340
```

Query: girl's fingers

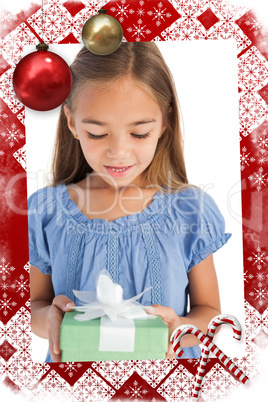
166;342;176;359
46;295;75;362
146;305;177;323
50;311;62;354
47;296;74;362
48;329;61;362
145;304;168;315
52;295;75;311
48;305;63;356
145;304;183;340
145;305;177;359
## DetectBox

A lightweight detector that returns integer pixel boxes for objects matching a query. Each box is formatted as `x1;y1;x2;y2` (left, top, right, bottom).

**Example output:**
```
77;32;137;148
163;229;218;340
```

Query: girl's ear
161;120;168;135
161;106;172;135
63;104;77;137
162;122;167;134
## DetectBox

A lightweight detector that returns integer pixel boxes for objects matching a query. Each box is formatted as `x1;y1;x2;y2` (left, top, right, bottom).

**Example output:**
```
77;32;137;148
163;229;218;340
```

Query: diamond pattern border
0;0;268;400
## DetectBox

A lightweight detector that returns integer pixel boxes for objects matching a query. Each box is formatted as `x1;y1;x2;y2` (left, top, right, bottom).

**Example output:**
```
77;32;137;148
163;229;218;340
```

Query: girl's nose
106;136;130;158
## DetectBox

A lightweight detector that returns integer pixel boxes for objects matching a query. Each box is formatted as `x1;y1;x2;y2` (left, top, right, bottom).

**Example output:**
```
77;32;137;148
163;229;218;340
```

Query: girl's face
64;77;166;189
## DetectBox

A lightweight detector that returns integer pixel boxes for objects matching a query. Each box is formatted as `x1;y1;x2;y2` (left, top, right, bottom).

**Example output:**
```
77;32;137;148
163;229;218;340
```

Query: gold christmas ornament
82;9;123;56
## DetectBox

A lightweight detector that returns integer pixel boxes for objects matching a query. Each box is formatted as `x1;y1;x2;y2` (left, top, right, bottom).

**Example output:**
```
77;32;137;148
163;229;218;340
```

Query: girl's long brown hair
52;42;190;193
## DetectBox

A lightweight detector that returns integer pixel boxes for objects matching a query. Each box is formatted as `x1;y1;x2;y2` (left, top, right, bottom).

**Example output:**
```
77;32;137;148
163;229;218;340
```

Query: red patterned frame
0;0;268;400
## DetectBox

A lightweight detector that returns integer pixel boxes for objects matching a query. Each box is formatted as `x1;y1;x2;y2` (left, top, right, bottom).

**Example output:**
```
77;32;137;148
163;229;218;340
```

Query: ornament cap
36;42;49;51
98;9;107;14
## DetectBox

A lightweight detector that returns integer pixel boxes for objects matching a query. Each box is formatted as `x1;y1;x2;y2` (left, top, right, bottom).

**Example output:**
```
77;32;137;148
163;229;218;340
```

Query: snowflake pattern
157;364;193;400
137;359;178;388
239;93;267;133
13;144;27;171
92;359;135;389
0;108;8;123
0;257;15;280
127;18;152;41
1;23;37;67
248;166;268;191
0;122;24;148
252;129;268;150
68;368;116;401
238;47;268;92
246;120;268;173
16;109;25;125
0;0;268;401
0;69;23;113
124;379;148;399
110;0;135;23
258;154;267;165
244;15;262;37
249;287;268;306
244;269;254;283
11;274;29;298
247;246;268;270
246;244;268;312
0;11;18;31
200;364;237;399
240;146;255;170
147;2;172;27
244;301;268;342
0;294;17;317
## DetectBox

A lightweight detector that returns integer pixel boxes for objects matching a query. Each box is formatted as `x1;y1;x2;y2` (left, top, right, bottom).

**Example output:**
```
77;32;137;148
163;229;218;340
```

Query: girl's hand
146;304;184;359
47;295;75;362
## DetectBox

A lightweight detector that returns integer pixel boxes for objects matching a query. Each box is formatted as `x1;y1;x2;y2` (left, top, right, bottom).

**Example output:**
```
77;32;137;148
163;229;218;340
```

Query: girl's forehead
73;77;162;116
79;76;146;95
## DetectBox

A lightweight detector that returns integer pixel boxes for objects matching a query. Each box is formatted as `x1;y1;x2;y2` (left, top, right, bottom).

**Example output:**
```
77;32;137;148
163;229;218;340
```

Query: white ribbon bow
73;270;155;322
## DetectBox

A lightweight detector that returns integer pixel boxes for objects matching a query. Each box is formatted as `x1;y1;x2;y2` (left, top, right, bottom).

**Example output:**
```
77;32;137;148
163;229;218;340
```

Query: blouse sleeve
187;190;231;271
27;188;52;275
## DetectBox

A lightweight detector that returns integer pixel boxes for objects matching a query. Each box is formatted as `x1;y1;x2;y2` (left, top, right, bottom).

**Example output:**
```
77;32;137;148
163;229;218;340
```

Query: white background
25;40;245;361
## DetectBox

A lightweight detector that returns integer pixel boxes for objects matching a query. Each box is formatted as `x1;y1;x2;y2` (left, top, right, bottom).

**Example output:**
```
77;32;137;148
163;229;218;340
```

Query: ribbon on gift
73;270;155;352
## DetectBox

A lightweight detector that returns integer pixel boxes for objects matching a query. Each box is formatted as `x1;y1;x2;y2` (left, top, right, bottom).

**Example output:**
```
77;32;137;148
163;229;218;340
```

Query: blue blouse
28;184;231;362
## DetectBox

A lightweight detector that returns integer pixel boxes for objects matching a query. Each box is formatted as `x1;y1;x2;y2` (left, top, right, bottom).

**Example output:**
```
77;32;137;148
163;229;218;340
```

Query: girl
29;42;231;363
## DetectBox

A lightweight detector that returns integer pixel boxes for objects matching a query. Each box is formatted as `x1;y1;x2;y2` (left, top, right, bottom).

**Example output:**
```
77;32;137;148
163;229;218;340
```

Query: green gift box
60;311;169;362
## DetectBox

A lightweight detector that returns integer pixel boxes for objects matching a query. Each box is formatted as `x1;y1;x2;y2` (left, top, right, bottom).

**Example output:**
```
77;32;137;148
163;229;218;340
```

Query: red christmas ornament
13;43;72;111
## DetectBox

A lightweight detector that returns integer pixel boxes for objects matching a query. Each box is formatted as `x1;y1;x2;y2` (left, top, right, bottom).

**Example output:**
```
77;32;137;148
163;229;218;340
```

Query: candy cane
191;315;242;398
171;325;249;386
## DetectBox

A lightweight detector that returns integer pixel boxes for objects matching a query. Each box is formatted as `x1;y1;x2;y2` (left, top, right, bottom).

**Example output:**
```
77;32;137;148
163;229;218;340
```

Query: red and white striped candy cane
191;314;242;398
171;324;249;386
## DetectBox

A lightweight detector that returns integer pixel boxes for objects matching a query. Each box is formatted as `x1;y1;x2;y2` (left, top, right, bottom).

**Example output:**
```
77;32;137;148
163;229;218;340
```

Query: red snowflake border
0;0;268;401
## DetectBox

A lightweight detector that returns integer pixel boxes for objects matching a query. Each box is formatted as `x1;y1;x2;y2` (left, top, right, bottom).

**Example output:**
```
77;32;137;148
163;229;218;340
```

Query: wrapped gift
60;271;169;362
61;312;168;361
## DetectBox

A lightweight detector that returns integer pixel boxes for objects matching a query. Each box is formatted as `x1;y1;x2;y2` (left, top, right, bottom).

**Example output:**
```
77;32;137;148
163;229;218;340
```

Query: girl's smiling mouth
104;165;134;177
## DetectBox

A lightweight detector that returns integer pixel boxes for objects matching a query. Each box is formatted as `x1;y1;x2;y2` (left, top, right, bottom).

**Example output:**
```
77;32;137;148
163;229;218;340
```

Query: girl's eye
131;133;150;139
87;133;107;140
87;132;150;140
